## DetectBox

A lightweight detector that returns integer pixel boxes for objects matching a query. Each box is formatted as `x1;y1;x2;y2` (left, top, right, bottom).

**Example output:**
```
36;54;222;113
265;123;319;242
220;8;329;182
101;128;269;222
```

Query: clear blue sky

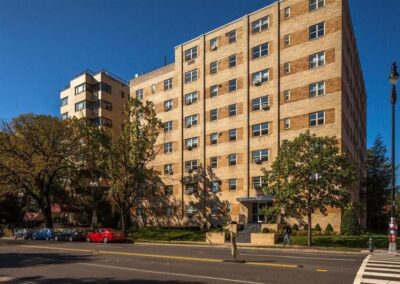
0;0;399;155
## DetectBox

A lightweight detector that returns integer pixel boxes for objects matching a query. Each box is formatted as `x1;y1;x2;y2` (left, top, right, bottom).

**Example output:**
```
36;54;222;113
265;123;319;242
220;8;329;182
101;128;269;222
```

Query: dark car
54;228;86;242
14;228;32;240
32;228;54;240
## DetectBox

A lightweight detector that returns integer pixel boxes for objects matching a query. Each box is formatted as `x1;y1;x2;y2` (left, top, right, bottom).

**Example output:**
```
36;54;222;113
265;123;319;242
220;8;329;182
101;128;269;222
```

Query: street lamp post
388;62;398;253
89;180;99;231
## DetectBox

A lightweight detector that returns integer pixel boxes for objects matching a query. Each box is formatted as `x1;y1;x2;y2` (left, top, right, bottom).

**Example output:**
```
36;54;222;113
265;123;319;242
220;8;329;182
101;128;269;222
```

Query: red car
86;228;124;243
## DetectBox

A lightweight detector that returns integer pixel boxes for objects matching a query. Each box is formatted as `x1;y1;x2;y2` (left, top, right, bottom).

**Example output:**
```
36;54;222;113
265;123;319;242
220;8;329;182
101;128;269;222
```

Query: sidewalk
134;239;366;254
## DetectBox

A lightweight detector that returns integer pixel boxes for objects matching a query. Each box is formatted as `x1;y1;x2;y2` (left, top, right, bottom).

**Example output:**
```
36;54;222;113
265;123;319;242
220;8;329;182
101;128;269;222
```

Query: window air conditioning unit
254;158;262;165
186;145;193;151
186;123;192;128
165;105;172;111
254;80;262;86
254;185;262;190
186;167;193;173
166;170;173;175
211;45;218;51
262;104;270;111
186;101;192;105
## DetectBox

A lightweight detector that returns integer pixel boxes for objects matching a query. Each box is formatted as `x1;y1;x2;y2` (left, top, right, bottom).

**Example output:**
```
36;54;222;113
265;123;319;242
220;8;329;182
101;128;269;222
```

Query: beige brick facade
127;0;366;231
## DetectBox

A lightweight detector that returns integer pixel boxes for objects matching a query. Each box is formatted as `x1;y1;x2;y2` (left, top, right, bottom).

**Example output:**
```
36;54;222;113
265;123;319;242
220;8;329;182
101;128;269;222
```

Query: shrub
261;228;270;233
325;224;334;235
341;205;361;236
297;230;307;236
292;224;299;231
314;224;322;232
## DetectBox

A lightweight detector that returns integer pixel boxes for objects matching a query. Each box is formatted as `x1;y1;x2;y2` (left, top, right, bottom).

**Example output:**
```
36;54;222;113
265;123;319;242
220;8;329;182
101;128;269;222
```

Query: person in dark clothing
283;223;292;246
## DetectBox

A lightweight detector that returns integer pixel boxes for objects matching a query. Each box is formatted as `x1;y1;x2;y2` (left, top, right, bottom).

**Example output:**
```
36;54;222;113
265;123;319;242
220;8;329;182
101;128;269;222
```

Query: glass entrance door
251;203;267;223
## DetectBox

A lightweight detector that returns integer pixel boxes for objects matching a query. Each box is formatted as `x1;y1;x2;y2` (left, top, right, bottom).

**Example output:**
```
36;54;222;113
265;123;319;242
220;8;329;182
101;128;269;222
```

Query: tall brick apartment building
61;0;366;230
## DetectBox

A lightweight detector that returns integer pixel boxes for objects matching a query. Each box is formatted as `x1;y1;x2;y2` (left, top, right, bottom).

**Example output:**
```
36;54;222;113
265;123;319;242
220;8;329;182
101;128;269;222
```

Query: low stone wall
206;232;225;244
251;233;279;246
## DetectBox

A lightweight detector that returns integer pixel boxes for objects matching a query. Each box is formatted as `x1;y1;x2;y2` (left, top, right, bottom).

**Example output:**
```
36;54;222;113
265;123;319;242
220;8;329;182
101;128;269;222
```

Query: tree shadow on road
0;252;94;269
8;276;203;284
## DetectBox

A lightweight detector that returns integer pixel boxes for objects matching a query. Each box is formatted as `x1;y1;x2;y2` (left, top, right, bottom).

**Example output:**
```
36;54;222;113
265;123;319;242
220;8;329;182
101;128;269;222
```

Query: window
252;149;269;163
229;179;237;191
164;164;173;175
92;117;112;128
61;97;68;106
227;30;237;43
185;137;198;149
75;83;86;94
164;78;173;90
164;121;173;132
211;181;219;193
75;101;86;112
252;43;269;59
210;38;218;50
165;186;173;195
185;114;198;127
164;100;173;111
228;154;237;166
284;34;291;46
210;61;218;74
284;62;291;74
284;90;291;102
229;104;237;117
309;81;325;97
309;22;325;40
252;176;263;189
309;52;325;68
228;54;237;67
100;100;112;111
284;7;291;18
284;118;291;129
210;85;218;98
61;112;68;120
252;69;269;85
136;89;143;101
185;160;198;172
164;142;173;154
185;91;198;105
99;82;111;94
121;91;125;98
210;109;218;121
229;129;237;141
210;133;218;145
185;46;197;61
309;111;325;126
252;16;269;33
210;157;218;169
151;84;156;94
185;69;198;83
252;96;269;111
227;79;237;92
310;0;325;11
252;122;269;136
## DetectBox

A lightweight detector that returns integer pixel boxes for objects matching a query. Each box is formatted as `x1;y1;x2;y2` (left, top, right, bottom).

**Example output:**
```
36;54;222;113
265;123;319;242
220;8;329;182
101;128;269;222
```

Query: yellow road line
19;245;300;269
20;245;93;253
316;269;328;272
98;250;221;263
246;261;299;268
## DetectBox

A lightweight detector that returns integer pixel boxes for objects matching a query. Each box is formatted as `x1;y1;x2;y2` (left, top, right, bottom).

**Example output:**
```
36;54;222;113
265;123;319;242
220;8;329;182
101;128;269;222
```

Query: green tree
341;204;361;235
0;114;82;228
366;135;391;230
104;99;163;236
262;131;357;246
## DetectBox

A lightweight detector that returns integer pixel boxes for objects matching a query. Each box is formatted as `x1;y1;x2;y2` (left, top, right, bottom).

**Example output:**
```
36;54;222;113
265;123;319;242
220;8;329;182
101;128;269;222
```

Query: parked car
86;228;124;243
32;228;54;240
13;228;32;240
54;228;86;242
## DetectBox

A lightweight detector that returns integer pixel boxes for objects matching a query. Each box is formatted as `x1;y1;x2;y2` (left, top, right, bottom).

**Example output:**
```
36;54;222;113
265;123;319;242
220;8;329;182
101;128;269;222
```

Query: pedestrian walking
283;223;292;246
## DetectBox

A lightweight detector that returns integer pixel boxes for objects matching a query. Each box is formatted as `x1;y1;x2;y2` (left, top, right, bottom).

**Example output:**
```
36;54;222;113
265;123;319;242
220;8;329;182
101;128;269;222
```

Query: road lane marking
365;267;400;273
316;269;328;272
369;261;400;265
366;263;400;268
20;245;93;253
360;279;400;284
363;271;400;279
240;253;358;262
98;250;221;263
18;244;300;269
80;262;266;284
353;254;371;284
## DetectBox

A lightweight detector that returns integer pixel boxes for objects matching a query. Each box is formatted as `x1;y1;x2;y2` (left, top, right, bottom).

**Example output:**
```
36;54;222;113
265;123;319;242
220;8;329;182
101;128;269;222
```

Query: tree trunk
307;212;312;247
43;203;53;229
120;208;126;238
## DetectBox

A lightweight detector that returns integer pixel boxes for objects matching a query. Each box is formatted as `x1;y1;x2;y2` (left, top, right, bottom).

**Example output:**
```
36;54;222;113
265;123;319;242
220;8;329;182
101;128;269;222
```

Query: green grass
284;234;400;249
128;228;205;242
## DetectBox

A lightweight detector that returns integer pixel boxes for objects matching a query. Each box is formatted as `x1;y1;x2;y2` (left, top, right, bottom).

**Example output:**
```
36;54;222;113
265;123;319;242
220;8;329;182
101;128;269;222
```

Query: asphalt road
0;239;365;283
